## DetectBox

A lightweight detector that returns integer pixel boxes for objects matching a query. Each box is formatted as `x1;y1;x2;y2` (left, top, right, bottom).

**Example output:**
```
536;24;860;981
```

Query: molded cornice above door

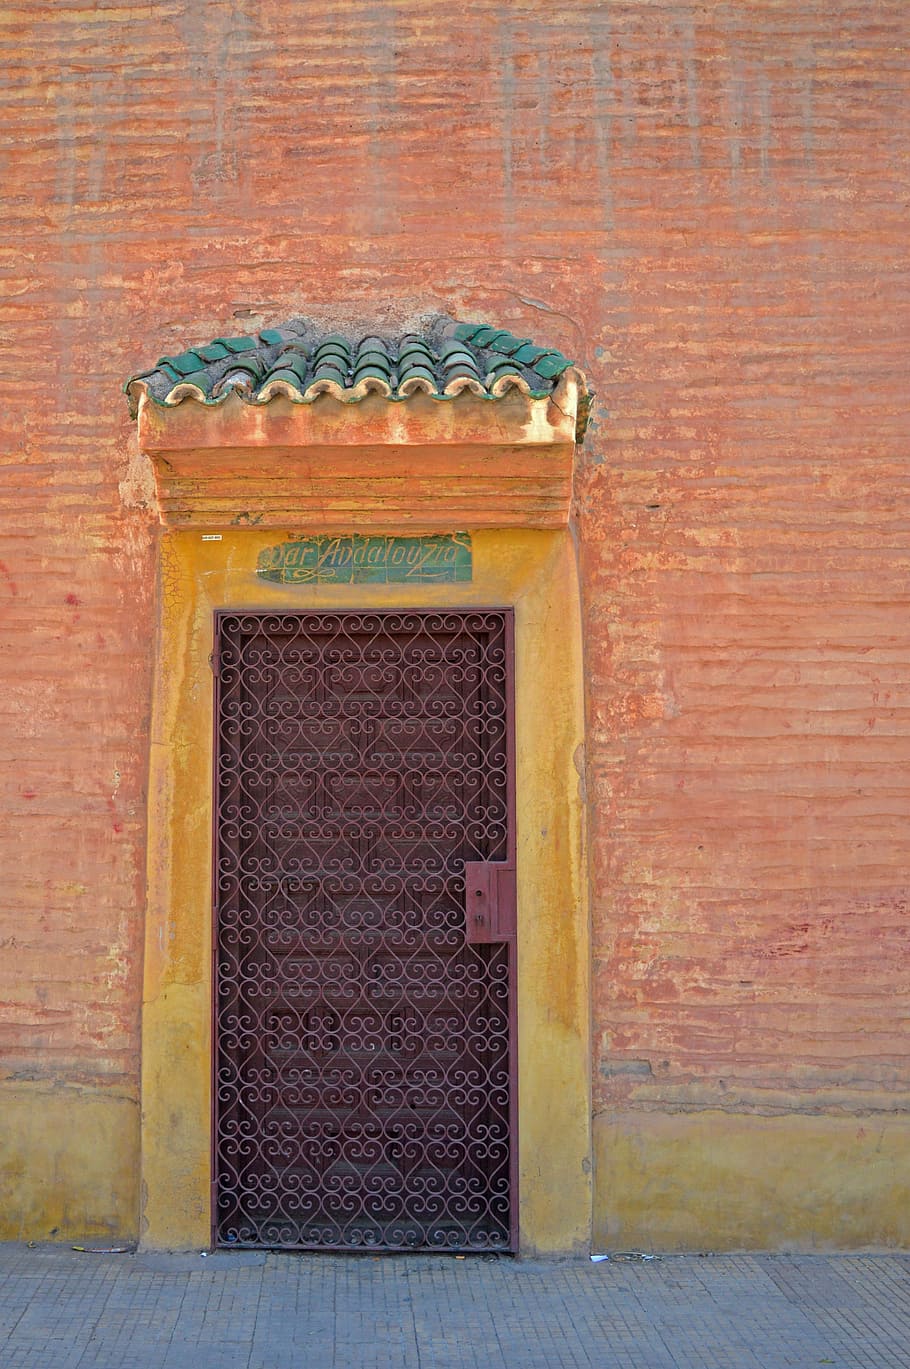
124;317;593;531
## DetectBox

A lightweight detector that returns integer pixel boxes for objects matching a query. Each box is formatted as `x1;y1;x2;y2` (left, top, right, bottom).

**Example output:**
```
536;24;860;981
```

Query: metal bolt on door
212;610;516;1251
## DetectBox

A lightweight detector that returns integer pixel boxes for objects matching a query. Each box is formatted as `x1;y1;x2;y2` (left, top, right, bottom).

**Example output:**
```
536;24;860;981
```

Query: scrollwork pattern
214;611;511;1251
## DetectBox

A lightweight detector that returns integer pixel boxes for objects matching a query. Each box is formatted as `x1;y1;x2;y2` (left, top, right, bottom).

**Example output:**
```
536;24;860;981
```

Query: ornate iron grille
213;610;515;1251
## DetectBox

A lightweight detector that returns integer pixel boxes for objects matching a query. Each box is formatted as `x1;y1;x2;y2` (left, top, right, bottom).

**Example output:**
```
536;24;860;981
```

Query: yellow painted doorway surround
136;369;592;1254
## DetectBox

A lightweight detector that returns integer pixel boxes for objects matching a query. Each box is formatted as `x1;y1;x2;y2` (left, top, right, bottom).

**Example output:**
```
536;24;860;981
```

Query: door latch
463;862;517;944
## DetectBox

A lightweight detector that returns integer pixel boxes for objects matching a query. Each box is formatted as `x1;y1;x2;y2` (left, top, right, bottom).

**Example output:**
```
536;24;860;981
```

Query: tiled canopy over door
124;317;592;531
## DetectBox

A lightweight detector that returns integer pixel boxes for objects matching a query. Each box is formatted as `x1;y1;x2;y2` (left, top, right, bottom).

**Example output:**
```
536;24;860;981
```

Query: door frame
140;528;589;1255
209;607;519;1252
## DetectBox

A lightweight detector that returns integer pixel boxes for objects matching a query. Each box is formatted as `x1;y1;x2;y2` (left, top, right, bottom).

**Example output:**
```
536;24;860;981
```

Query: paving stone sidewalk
1;1244;908;1369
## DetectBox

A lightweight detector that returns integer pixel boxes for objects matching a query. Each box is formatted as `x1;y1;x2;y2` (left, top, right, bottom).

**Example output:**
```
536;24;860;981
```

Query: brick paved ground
1;1245;908;1368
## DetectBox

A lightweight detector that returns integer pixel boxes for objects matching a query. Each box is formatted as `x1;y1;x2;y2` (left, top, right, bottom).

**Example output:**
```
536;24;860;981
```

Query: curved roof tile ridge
125;316;593;441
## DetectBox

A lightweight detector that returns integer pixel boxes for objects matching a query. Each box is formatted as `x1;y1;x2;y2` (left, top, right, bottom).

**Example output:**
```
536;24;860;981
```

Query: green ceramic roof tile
173;369;212;396
263;352;308;384
355;348;393;370
229;353;268;376
313;361;347;380
532;353;573;380
124;315;592;439
314;344;351;367
490;333;532;355
444;365;481;382
197;342;231;364
262;365;307;390
465;326;501;347
441;350;480;369
156;361;184;384
439;339;475;359
163;350;207;376
511;343;549;365
212;335;258;354
357;336;390;355
398;342;433;361
353;368;393;387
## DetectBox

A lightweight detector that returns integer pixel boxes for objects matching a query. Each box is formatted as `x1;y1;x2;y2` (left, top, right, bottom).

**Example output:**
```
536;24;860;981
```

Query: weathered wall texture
1;0;907;1244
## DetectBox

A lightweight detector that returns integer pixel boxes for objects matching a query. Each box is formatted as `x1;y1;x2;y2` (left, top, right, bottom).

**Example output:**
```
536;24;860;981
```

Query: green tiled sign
257;533;472;585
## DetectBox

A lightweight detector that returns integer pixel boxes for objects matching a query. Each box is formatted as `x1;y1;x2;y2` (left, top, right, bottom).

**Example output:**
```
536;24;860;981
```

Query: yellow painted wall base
594;1109;910;1251
0;1082;138;1241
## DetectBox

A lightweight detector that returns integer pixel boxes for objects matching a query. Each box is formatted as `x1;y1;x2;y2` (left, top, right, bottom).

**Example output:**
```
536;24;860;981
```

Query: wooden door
213;610;515;1251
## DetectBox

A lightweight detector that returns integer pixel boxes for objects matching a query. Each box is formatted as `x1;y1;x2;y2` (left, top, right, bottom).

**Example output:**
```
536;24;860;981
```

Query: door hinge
209;649;221;680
